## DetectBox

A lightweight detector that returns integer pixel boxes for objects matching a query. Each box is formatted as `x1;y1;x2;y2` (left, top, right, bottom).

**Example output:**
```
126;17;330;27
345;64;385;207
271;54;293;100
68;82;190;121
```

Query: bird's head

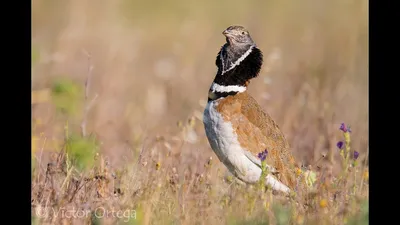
222;25;254;48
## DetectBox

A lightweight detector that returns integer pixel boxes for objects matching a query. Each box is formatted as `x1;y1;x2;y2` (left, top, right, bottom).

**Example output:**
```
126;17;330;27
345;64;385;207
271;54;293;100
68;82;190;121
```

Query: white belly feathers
203;99;291;194
203;99;262;183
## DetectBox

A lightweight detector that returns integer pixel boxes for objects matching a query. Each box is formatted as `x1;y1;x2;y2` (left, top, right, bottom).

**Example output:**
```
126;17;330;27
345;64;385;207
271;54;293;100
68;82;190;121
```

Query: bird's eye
241;32;245;35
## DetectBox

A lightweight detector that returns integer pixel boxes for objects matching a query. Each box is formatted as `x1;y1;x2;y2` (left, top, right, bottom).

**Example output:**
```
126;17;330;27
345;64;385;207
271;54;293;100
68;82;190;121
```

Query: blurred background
32;0;368;175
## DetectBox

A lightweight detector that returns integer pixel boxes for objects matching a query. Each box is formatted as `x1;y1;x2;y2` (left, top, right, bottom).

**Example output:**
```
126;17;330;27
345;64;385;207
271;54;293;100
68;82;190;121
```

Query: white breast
203;99;291;193
203;100;261;183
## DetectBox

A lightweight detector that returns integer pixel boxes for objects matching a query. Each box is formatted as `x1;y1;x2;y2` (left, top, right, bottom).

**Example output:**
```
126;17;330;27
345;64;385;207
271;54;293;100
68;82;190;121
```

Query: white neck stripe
220;46;225;72
211;82;246;93
221;45;255;75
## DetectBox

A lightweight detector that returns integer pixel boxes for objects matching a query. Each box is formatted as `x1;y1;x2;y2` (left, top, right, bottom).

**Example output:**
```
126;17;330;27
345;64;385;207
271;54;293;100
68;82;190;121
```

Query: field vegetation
32;0;368;224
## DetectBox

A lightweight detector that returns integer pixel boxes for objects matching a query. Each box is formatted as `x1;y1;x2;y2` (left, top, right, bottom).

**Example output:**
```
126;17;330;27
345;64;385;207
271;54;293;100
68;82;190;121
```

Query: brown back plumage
216;91;301;189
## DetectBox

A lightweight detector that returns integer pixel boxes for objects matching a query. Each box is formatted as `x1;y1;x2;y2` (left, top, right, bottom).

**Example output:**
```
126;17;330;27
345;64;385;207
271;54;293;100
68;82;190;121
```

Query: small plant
51;78;83;115
66;133;99;171
336;122;361;181
273;204;292;225
257;149;269;191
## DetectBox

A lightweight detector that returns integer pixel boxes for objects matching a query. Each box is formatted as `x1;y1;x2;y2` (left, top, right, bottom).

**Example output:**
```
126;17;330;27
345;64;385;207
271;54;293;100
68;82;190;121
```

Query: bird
203;25;301;194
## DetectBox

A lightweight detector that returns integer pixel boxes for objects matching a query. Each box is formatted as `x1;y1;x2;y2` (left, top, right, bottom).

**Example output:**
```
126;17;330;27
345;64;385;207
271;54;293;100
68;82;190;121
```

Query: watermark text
34;206;136;222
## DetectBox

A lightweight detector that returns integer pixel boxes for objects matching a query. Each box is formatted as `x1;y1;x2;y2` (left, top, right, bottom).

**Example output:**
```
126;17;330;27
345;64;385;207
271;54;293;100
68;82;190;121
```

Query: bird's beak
222;29;231;37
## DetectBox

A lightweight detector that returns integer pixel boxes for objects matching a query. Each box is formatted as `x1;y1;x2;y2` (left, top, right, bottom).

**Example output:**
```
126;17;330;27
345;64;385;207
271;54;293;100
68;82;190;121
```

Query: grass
31;120;368;224
32;0;368;224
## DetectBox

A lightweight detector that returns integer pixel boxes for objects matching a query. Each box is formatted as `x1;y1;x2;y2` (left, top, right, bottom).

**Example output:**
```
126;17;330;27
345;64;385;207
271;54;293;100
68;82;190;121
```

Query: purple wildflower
336;141;344;149
339;123;352;133
258;149;268;162
339;123;347;132
353;151;359;160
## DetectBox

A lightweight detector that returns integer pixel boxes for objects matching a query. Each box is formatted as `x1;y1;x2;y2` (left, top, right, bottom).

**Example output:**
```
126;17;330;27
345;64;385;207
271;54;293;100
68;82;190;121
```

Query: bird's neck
208;43;263;102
